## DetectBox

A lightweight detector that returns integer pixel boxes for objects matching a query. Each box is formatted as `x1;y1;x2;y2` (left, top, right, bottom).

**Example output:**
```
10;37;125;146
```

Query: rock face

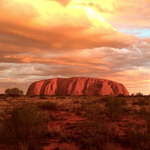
26;77;129;96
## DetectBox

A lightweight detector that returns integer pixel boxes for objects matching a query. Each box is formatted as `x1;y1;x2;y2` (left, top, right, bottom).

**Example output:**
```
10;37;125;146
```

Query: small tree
135;92;143;97
5;87;23;97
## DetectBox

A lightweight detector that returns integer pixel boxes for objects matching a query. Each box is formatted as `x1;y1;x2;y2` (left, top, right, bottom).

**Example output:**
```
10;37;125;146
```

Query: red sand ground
0;96;148;150
42;108;146;150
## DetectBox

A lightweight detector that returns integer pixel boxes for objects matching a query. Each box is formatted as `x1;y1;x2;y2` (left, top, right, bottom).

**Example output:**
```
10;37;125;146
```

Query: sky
0;0;150;95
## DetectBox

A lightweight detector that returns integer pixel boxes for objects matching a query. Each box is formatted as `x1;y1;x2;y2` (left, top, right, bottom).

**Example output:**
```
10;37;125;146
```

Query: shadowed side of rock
26;77;129;96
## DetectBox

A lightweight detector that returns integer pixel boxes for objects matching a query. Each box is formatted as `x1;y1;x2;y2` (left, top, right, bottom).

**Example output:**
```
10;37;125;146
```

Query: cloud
0;0;138;56
0;0;39;22
0;42;150;94
97;0;150;29
46;0;71;7
0;0;150;95
0;19;138;55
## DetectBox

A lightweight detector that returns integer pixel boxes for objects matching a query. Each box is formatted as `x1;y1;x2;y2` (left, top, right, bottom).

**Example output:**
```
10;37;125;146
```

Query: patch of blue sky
118;28;150;38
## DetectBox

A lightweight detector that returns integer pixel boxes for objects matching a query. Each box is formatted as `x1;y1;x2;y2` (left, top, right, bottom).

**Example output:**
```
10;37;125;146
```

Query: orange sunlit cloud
0;0;150;94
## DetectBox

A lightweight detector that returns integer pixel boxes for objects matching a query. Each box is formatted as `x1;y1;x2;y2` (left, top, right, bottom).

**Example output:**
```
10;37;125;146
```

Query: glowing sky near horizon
0;0;150;95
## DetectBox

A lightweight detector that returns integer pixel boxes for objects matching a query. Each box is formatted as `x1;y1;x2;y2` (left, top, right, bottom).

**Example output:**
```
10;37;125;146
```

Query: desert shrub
58;143;78;150
80;100;90;112
0;109;5;117
40;96;47;99
123;124;150;150
39;101;58;110
80;100;87;111
0;108;6;121
0;94;6;99
73;99;80;104
46;127;62;138
59;135;70;143
123;108;150;150
135;92;143;97
84;103;103;120
77;99;117;150
132;98;149;106
80;98;97;110
131;93;135;96
29;94;38;98
78;120;117;150
139;106;148;117
56;96;66;99
0;102;50;150
39;93;47;99
117;94;125;97
5;87;23;97
104;97;127;121
49;112;57;120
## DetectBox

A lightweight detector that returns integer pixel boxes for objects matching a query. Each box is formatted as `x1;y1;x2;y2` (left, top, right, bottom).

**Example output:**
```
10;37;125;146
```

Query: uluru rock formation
26;77;129;96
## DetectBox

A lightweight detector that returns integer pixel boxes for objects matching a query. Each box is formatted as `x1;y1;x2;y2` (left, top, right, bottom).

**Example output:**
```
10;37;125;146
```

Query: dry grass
58;143;79;150
0;95;150;150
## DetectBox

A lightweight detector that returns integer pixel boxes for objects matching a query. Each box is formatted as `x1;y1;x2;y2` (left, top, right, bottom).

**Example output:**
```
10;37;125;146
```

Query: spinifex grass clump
39;101;58;111
0;102;50;150
84;103;103;119
104;96;127;121
122;105;150;150
0;108;6;121
123;121;150;150
132;98;149;106
123;124;149;150
78;102;117;150
78;120;117;150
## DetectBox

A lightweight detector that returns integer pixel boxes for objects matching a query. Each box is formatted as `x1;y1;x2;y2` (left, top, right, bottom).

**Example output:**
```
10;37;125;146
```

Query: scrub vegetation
0;93;150;150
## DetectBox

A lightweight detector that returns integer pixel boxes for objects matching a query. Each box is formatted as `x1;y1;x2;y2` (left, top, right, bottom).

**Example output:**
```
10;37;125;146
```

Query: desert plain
0;95;150;150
